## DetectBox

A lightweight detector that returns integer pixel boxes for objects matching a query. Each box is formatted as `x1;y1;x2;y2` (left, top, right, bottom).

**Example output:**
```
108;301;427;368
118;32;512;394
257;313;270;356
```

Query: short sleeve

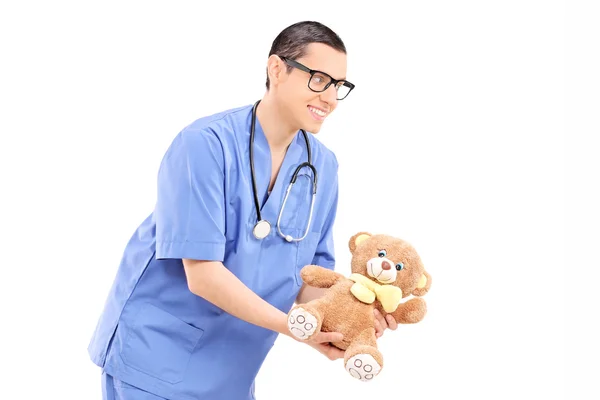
155;129;226;261
311;164;339;270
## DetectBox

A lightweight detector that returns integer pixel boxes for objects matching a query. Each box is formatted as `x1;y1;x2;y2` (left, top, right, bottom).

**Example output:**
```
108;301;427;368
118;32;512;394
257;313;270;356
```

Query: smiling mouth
308;106;327;120
367;262;394;283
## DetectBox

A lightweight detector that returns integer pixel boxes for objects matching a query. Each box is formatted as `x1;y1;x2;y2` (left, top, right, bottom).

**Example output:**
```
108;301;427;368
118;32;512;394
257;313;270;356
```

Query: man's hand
305;331;345;360
374;308;398;338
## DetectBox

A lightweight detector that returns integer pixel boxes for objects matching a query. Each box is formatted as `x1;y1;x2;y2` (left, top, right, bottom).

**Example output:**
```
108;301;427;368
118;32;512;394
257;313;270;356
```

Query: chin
308;126;322;134
300;106;328;134
303;120;324;134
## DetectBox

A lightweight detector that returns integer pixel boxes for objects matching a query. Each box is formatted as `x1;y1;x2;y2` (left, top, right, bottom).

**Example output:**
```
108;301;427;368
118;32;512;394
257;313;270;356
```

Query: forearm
296;284;328;304
183;259;291;337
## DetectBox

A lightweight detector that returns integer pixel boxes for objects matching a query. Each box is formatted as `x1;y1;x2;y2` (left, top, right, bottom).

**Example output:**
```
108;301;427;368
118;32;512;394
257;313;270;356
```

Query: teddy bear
287;231;432;381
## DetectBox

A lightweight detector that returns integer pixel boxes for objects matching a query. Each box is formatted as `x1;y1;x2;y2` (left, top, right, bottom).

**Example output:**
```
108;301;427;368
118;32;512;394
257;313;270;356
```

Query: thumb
314;331;343;343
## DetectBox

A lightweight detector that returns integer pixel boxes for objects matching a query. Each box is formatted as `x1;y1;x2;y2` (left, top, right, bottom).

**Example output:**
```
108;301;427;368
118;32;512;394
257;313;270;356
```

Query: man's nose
382;261;391;270
320;84;338;105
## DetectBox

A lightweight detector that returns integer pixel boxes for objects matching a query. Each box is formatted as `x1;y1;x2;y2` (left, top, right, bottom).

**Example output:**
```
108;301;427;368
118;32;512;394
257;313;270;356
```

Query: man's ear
348;232;372;254
266;55;287;87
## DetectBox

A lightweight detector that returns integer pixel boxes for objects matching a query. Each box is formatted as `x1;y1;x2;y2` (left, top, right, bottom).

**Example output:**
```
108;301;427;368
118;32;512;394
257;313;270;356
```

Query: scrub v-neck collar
252;115;305;220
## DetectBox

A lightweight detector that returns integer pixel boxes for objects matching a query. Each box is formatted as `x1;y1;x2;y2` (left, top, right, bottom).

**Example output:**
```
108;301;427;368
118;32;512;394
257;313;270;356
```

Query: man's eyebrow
325;70;346;81
311;64;345;81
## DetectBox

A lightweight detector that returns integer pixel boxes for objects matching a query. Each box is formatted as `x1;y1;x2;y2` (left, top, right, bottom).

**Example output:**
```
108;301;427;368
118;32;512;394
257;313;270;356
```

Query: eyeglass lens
308;73;351;100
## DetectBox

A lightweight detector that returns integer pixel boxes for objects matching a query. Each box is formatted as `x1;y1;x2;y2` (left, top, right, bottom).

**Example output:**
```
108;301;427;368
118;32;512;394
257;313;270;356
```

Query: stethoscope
250;100;318;242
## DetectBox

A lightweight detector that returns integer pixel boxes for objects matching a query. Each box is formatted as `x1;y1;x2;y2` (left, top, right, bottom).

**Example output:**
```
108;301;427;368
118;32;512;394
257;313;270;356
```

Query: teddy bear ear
412;270;432;296
348;232;372;254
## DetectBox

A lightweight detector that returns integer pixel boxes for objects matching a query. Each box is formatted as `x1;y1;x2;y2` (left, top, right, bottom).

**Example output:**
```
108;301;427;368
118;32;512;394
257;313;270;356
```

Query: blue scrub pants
101;372;166;400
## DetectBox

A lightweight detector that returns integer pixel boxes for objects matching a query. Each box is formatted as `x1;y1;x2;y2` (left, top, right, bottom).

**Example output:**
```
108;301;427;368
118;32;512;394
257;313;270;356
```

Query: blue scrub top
88;104;339;400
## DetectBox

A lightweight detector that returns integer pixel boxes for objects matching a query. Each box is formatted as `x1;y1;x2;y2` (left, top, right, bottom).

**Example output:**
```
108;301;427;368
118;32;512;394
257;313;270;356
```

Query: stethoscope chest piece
253;220;271;239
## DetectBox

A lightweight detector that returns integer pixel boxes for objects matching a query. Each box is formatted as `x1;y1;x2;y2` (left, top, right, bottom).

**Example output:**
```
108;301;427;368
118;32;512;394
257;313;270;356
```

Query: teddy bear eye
378;250;387;258
395;262;404;271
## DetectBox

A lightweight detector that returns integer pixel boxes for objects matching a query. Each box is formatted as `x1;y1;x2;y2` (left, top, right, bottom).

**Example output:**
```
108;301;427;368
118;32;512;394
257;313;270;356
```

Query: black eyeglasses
279;56;355;100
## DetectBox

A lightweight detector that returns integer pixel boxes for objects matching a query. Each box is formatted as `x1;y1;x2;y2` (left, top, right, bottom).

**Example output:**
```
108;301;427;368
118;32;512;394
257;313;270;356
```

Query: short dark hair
265;21;347;90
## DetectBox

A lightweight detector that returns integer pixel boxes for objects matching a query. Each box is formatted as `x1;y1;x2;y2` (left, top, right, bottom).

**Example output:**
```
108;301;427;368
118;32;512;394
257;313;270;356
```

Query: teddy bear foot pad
345;354;381;382
288;307;318;339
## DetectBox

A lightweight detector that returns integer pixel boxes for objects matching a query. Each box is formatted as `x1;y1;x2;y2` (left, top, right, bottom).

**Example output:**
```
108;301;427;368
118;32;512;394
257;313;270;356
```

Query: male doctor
88;21;397;400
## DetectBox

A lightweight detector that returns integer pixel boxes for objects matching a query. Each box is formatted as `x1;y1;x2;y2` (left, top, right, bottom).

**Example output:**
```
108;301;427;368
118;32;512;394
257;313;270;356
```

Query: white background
0;0;593;399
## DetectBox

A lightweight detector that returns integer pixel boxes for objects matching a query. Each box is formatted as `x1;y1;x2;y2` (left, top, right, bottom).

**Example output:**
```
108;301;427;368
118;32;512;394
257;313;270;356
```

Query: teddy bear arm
390;297;427;324
300;264;345;288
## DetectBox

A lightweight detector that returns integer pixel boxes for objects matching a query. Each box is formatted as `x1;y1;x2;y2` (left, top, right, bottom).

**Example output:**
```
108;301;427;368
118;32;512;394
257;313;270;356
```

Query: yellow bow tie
348;273;403;313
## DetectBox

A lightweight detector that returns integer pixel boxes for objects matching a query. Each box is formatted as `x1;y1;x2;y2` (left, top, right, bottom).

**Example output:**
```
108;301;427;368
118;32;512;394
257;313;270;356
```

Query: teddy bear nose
381;261;391;270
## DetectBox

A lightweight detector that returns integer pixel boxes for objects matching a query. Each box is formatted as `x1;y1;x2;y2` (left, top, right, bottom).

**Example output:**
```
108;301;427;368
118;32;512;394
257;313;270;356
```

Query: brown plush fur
287;232;432;381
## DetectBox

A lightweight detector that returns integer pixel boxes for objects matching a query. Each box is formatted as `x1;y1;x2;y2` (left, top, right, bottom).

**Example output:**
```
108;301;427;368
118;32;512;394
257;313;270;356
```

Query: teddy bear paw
288;307;318;340
345;354;381;382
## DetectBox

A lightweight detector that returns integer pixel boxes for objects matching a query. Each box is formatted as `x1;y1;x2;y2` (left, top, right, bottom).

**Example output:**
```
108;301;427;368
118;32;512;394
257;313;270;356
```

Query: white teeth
309;107;326;117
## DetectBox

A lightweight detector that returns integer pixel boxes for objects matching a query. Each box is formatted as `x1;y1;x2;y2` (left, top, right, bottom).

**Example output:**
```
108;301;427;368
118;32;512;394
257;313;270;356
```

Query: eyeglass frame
278;56;355;100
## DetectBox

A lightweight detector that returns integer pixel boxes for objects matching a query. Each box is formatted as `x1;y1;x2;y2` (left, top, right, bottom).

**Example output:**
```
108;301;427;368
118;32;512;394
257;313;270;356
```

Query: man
88;21;397;400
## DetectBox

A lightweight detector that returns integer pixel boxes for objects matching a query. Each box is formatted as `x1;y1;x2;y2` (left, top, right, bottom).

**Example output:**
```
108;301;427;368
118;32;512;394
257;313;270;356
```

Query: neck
255;93;299;154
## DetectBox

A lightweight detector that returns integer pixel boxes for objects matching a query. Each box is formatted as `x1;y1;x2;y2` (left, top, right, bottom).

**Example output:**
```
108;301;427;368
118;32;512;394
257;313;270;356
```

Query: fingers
374;309;387;337
308;341;345;361
374;309;399;337
314;331;344;344
386;314;398;330
374;317;383;338
324;345;345;360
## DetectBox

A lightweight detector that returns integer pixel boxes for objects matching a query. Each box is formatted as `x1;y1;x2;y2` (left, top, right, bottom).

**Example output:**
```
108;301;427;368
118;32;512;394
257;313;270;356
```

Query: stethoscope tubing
249;100;317;241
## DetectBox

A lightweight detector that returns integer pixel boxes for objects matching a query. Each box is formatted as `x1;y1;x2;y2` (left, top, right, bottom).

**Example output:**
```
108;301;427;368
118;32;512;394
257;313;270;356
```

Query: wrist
274;311;294;338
